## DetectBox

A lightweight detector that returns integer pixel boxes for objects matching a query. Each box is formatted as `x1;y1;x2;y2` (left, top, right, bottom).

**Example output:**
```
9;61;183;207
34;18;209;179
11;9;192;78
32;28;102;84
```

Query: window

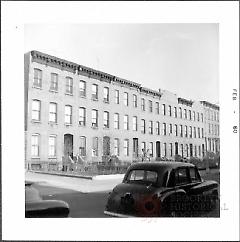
124;115;129;130
156;102;160;114
185;125;188;137
133;94;137;107
184;109;187;119
149;121;153;134
195;146;197;157
32;100;41;121
50;73;58;91
162;104;166;115
180;125;183;137
163;123;167;136
66;77;73;94
33;68;42;88
169;124;173;135
141;142;146;153
79;80;86;97
103;111;109;128
186;144;189;157
168;105;172;116
194;127;197;138
79;107;86;126
156;121;160;135
114;113;120;129
201;128;204;138
189;126;192;138
193;111;196;121
179;107;182;118
175;168;189;185
124;139;129;156
201;113;204;122
65;105;72;124
141;98;145;111
114;138;120;156
79;136;86;156
189;167;201;182
48;135;56;157
189;110;192;120
127;170;158;184
92;84;98;100
115;90;119;104
208;123;211;134
92;109;98;127
103;87;109;103
49;102;57;123
181;144;184;157
199;145;201;156
175;124;178;136
197;112;200;121
169;143;173;157
198;127;201;138
124;92;128;106
31;134;40;157
92;137;98;156
174;107;177;118
141;119;146;134
133;116;137;131
149;142;153;157
149;100;153;112
163;143;167;157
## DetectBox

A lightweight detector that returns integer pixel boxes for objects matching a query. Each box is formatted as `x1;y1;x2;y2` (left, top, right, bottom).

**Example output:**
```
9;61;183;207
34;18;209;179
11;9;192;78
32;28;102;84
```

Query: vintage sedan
25;181;70;218
104;162;219;217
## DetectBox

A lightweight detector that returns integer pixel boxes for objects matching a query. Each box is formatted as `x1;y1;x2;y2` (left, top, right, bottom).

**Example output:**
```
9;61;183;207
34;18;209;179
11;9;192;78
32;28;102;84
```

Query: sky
25;23;219;104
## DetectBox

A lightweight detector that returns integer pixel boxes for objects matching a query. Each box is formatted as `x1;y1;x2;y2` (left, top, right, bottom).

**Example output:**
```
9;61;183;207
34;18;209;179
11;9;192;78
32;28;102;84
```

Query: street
26;169;220;218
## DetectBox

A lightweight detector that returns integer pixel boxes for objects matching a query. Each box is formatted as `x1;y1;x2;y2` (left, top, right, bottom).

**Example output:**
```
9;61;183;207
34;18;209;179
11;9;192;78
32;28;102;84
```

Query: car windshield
125;169;159;186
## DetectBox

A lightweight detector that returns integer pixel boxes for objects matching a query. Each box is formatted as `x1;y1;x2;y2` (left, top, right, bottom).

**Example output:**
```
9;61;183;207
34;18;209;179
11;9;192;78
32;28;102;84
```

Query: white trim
104;210;135;218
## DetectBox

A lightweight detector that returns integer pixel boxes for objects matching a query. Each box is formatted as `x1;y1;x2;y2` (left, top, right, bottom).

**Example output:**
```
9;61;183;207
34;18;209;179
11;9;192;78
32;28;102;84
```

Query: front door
133;138;139;157
156;141;161;158
103;136;110;156
64;134;73;158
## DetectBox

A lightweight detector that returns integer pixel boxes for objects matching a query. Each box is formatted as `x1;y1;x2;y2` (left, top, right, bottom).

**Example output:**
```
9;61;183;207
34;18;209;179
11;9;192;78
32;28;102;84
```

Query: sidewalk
25;171;124;193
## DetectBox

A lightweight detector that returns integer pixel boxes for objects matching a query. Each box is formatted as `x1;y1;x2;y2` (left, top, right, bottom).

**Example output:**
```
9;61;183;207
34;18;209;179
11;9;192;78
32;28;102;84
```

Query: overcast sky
25;23;219;104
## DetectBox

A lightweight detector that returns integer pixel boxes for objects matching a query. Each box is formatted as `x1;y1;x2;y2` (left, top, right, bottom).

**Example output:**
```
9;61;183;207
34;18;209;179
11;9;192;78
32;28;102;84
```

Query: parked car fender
160;189;186;203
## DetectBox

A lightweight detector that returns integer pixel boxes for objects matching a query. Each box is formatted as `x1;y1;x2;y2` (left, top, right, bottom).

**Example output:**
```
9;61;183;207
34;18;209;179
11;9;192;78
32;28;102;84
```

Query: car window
127;169;158;185
175;168;189;185
189;167;201;182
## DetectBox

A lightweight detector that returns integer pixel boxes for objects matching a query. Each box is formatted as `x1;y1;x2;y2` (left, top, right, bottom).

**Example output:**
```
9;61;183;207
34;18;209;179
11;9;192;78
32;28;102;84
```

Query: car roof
128;161;195;171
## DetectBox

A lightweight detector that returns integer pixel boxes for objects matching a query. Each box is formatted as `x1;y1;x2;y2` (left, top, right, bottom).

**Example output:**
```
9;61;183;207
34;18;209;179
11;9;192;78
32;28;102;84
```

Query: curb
28;170;93;180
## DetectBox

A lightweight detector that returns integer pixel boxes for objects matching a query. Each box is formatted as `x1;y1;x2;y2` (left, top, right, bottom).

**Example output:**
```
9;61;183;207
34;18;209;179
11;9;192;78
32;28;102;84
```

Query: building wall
25;51;217;164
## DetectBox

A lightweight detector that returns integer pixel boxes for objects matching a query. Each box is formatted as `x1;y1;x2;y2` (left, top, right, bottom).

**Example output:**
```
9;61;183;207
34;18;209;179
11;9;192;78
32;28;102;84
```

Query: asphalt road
31;169;220;218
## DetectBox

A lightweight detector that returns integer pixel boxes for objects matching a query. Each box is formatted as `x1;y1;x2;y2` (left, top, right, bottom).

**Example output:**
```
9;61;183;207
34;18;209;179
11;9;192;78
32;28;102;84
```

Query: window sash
49;103;57;123
133;117;137;131
124;93;128;106
104;112;109;128
141;120;145;133
149;121;153;134
104;87;109;101
149;101;153;112
92;110;98;127
92;84;98;99
31;135;39;156
66;77;73;94
141;99;145;111
32;100;40;121
48;136;56;156
92;137;98;156
50;73;58;91
133;95;137;107
65;106;72;124
115;90;119;104
114;139;119;156
79;108;86;125
79;137;86;156
124;115;129;130
124;140;129;156
114;113;119;129
33;69;42;87
79;81;86;96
